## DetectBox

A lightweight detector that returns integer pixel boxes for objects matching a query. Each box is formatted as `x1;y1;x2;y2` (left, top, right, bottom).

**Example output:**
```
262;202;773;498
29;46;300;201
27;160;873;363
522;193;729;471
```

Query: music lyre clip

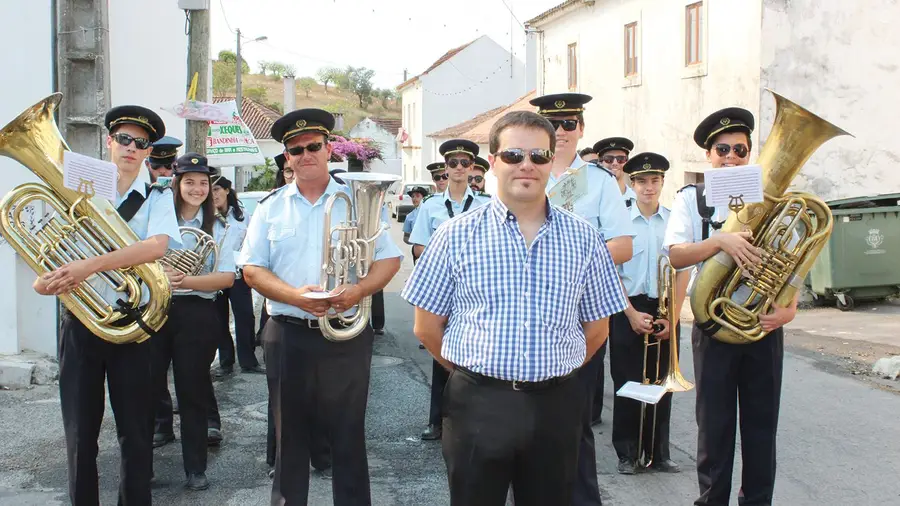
76;178;96;198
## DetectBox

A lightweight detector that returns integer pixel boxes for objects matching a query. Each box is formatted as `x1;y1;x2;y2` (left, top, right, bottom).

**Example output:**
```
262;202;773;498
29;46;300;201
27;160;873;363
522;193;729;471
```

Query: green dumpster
807;192;900;310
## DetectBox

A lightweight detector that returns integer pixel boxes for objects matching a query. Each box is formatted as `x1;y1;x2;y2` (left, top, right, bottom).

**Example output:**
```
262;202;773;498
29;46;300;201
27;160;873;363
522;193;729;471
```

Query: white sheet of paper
704;165;764;208
616;381;667;405
547;164;589;212
63;151;117;200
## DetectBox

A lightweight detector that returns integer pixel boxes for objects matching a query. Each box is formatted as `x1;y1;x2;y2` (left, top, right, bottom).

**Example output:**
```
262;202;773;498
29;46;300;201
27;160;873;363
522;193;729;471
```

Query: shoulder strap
259;186;285;205
117;190;146;223
593;164;615;178
625;198;632;208
694;182;721;241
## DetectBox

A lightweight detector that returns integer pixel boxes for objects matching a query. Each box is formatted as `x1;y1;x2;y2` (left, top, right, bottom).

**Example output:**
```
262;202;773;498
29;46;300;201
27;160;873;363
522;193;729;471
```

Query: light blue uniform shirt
402;206;420;236
663;185;731;294
238;177;403;319
408;187;490;247
84;175;181;308
619;203;670;298
546;155;635;242
623;185;637;203
174;207;236;299
224;206;249;278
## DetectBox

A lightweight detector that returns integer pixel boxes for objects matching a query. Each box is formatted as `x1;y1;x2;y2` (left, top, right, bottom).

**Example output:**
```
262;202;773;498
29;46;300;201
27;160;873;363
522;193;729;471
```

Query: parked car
387;182;437;222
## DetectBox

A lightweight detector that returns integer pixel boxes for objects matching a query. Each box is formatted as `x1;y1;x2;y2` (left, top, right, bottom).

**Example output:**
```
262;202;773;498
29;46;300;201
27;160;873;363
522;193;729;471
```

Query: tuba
319;171;401;342
0;93;171;344
637;256;694;469
691;89;852;344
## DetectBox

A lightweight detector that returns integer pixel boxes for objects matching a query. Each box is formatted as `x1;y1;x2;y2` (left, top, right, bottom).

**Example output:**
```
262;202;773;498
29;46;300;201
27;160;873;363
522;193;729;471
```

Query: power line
218;0;236;34
498;0;526;30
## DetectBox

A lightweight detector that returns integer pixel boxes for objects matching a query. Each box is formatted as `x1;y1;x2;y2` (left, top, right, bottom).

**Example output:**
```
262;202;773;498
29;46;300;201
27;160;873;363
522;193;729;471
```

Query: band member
579;146;599;163
240;108;402;505
593;137;636;202
530;92;634;506
409;139;491;441
145;135;181;183
31;106;180;505
429;161;449;193
468;156;489;192
609;152;680;474
402;111;626;506
402;186;428;264
273;153;295;188
664;107;795;506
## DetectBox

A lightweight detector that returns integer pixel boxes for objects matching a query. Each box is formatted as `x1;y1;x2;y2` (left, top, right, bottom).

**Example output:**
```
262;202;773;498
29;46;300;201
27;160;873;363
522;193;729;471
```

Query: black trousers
58;312;154;506
265;316;374;506
692;324;784;506
154;374;175;436
150;296;219;476
371;290;385;331
265;386;332;471
215;277;259;369
572;347;605;506
609;296;674;463
590;342;607;423
428;359;451;427
258;302;270;344
442;367;583;506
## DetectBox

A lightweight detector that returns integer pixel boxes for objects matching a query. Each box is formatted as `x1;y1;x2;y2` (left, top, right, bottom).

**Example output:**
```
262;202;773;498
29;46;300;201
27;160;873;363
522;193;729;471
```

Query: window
567;43;578;90
624;23;638;77
685;2;703;66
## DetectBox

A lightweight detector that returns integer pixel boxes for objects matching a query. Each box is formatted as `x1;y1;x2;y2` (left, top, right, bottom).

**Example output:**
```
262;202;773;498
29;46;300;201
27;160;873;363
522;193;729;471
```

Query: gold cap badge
643;163;652;170
191;158;199;164
296;119;307;128
554;100;566;109
720;117;731;126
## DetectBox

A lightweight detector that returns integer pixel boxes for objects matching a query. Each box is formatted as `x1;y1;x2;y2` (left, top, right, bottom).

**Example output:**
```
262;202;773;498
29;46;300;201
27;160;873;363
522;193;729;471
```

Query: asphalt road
1;220;899;505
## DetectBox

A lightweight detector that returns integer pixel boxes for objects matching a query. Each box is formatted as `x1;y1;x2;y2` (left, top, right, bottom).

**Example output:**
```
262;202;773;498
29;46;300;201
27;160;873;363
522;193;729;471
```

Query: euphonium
0;93;171;344
319;171;401;342
691;89;852;344
158;226;220;294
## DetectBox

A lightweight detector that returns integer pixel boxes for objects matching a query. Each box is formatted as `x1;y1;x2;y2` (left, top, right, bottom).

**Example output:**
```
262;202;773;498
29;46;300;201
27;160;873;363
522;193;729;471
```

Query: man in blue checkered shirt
401;111;627;506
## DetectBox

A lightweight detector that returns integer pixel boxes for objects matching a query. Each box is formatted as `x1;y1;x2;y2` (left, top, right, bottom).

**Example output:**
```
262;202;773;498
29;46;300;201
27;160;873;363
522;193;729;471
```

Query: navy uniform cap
274;153;286;172
104;105;166;142
271;108;335;144
174;152;212;175
693;107;755;149
473;156;490;172
529;93;593;116
426;162;446;172
407;186;429;197
439;139;479;159
148;136;182;164
623;152;669;177
593;137;635;157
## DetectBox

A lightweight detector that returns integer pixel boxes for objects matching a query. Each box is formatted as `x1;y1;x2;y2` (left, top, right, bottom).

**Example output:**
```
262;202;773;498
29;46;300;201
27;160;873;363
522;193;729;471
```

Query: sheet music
547;164;588;212
616;381;667;405
63;151;117;200
704;164;763;208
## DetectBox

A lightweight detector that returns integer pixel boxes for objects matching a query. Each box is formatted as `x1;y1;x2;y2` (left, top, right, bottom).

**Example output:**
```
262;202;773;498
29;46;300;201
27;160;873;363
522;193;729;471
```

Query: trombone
636;255;695;469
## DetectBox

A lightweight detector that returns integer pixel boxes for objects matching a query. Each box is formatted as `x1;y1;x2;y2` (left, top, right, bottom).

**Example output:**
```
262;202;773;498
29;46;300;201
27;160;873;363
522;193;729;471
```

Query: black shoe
267;467;275;479
418;343;426;349
241;364;266;374
172;402;179;415
212;366;233;379
318;467;333;480
373;328;385;335
185;473;210;491
207;428;223;446
152;432;175;448
421;424;442;440
591;415;602;426
651;459;680;473
617;457;636;475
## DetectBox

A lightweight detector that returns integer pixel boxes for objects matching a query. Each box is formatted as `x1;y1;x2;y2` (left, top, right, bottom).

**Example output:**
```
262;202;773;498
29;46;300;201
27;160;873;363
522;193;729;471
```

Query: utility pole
186;8;210;154
235;28;242;115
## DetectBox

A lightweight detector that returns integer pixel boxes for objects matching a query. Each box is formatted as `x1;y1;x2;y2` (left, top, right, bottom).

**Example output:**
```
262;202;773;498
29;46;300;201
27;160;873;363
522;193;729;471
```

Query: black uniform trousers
371;290;385;331
215;276;259;369
572;347;605;505
609;295;674;463
265;316;374;506
265;393;332;471
442;367;583;506
590;342;607;423
692;323;784;506
428;359;451;427
150;296;219;476
58;311;154;506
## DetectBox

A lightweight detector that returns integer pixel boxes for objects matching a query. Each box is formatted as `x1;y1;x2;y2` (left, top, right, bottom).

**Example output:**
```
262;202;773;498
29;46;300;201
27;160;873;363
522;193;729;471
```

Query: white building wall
400;83;425;183
759;0;900;201
348;119;401;160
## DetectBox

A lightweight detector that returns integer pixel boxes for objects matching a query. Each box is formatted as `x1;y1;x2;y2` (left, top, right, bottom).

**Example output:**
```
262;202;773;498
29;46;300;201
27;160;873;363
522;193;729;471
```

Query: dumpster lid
826;192;900;210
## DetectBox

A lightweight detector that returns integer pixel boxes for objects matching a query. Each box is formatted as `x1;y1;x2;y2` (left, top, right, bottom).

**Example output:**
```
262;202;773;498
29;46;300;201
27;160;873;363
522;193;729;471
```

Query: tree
246;157;276;191
216;49;248;73
335;66;352;91
378;88;396;109
298;77;316;98
258;60;271;75
268;62;287;79
212;60;236;96
348;67;376;109
317;67;341;93
283;64;297;79
244;86;267;103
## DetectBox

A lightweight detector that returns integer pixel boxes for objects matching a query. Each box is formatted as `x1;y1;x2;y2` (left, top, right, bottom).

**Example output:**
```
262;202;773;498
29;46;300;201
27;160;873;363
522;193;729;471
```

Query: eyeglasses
283;169;295;177
713;143;749;158
601;155;628;164
496;148;554;165
447;158;472;169
468;175;484;183
548;119;579;132
112;132;151;150
432;173;449;181
286;142;324;156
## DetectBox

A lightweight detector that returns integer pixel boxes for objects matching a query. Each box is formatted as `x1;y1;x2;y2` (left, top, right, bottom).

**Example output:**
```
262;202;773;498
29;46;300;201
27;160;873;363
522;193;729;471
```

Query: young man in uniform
144;135;181;183
409;139;491;440
664;107;796;506
593;137;636;203
579;146;599;163
402;186;429;263
240;108;402;505
468;156;489;192
609;152;680;475
32;106;181;505
529;92;634;506
429;161;449;193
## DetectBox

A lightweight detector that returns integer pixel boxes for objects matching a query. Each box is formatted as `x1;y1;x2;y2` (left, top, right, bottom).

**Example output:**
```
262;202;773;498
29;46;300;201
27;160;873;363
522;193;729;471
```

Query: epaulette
677;184;697;193
476;191;491;197
259;185;287;204
144;182;168;197
596;165;615;178
422;193;436;202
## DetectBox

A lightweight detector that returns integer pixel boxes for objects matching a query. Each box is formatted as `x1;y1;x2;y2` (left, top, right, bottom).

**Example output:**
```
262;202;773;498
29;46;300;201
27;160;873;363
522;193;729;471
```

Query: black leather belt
272;314;349;330
629;294;659;305
456;367;576;392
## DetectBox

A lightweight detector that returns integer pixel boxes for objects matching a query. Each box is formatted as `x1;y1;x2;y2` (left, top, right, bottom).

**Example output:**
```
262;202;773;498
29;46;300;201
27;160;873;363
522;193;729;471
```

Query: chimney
283;77;296;112
403;68;408;81
333;113;344;132
525;30;538;93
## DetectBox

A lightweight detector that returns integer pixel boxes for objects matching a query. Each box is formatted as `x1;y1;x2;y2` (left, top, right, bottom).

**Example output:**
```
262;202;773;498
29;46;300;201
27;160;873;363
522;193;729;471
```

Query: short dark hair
489;111;556;154
579;147;595;157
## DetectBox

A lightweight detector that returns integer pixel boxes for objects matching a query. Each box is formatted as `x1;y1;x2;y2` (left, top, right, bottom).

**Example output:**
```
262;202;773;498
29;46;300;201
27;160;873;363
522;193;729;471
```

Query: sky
211;0;562;90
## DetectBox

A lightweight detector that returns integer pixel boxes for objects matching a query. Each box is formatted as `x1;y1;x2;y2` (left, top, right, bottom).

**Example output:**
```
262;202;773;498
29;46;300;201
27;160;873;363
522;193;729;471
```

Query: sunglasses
432;173;449;181
112;132;151;150
601;155;628;164
447;158;472;169
496;148;554;165
286;142;324;156
468;175;484;183
548;119;579;132
713;143;749;158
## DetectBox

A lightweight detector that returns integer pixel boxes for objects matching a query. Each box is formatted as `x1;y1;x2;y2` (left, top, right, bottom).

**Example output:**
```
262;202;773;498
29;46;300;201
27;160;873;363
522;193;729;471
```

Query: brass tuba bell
0;94;172;344
690;89;852;344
